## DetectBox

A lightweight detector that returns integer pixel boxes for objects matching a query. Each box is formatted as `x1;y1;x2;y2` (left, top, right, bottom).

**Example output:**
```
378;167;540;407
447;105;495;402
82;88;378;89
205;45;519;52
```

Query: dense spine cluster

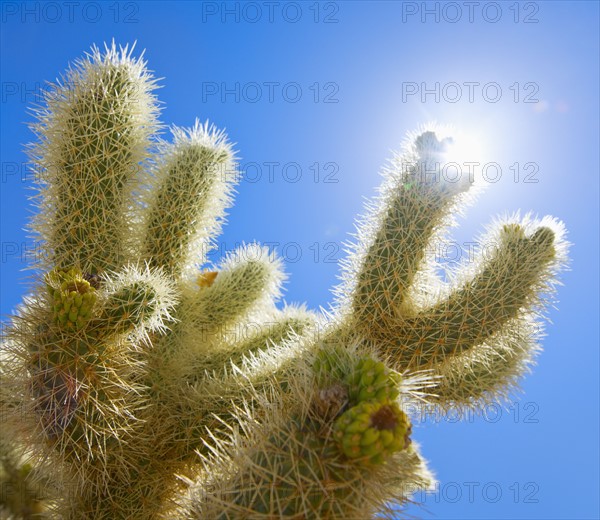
0;44;568;519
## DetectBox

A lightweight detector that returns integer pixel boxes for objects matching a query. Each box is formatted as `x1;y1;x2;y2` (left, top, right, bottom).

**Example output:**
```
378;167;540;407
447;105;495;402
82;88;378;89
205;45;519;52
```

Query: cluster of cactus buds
46;268;97;330
347;356;403;403
317;355;412;466
334;400;411;466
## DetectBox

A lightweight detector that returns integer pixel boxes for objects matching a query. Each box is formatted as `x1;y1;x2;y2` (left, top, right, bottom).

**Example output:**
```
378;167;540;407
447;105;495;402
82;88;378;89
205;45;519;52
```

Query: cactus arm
154;308;316;461
91;264;177;340
140;122;237;278
1;264;177;520
341;130;472;335
28;43;159;274
190;421;431;519
185;305;317;378
374;220;565;372
144;244;286;387
181;244;285;341
425;316;540;409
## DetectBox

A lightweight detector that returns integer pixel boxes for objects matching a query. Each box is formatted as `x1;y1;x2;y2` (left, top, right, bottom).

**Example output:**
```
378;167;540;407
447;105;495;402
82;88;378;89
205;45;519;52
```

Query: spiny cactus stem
379;226;557;370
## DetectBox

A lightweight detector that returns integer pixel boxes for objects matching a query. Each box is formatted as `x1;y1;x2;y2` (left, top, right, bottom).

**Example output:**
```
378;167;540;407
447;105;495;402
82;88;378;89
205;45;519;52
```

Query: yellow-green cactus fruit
333;400;411;466
46;268;97;330
347;357;402;404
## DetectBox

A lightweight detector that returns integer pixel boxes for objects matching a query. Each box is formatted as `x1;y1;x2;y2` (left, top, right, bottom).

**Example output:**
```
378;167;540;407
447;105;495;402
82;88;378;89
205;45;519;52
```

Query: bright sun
439;128;491;188
443;131;488;167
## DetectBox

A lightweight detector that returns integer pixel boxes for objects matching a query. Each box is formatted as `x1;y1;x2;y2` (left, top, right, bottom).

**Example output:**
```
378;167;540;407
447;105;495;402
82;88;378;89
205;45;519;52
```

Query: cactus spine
0;44;568;519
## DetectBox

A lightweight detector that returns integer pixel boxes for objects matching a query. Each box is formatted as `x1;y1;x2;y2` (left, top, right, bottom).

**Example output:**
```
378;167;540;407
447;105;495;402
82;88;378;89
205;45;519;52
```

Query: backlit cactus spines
340;128;473;333
1;44;568;519
141;121;237;278
184;243;285;336
95;263;177;339
29;42;160;274
373;220;561;372
425;315;541;409
210;304;317;371
187;365;432;519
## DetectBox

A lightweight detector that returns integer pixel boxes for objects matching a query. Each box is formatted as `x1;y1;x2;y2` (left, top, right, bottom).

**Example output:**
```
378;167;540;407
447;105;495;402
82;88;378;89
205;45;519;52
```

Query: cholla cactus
0;43;568;519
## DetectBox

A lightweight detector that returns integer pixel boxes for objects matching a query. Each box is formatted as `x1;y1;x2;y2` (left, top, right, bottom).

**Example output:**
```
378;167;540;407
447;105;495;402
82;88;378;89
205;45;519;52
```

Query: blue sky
1;1;598;518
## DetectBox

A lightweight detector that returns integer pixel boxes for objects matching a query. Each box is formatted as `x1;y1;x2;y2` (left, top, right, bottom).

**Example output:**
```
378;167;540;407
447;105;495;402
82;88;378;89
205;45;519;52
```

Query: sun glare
442;131;488;168
436;128;492;188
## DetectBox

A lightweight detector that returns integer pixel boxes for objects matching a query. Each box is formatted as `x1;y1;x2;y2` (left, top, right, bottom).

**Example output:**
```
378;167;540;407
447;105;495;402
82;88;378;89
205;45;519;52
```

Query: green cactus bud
347;357;402;404
46;268;97;330
334;400;411;466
